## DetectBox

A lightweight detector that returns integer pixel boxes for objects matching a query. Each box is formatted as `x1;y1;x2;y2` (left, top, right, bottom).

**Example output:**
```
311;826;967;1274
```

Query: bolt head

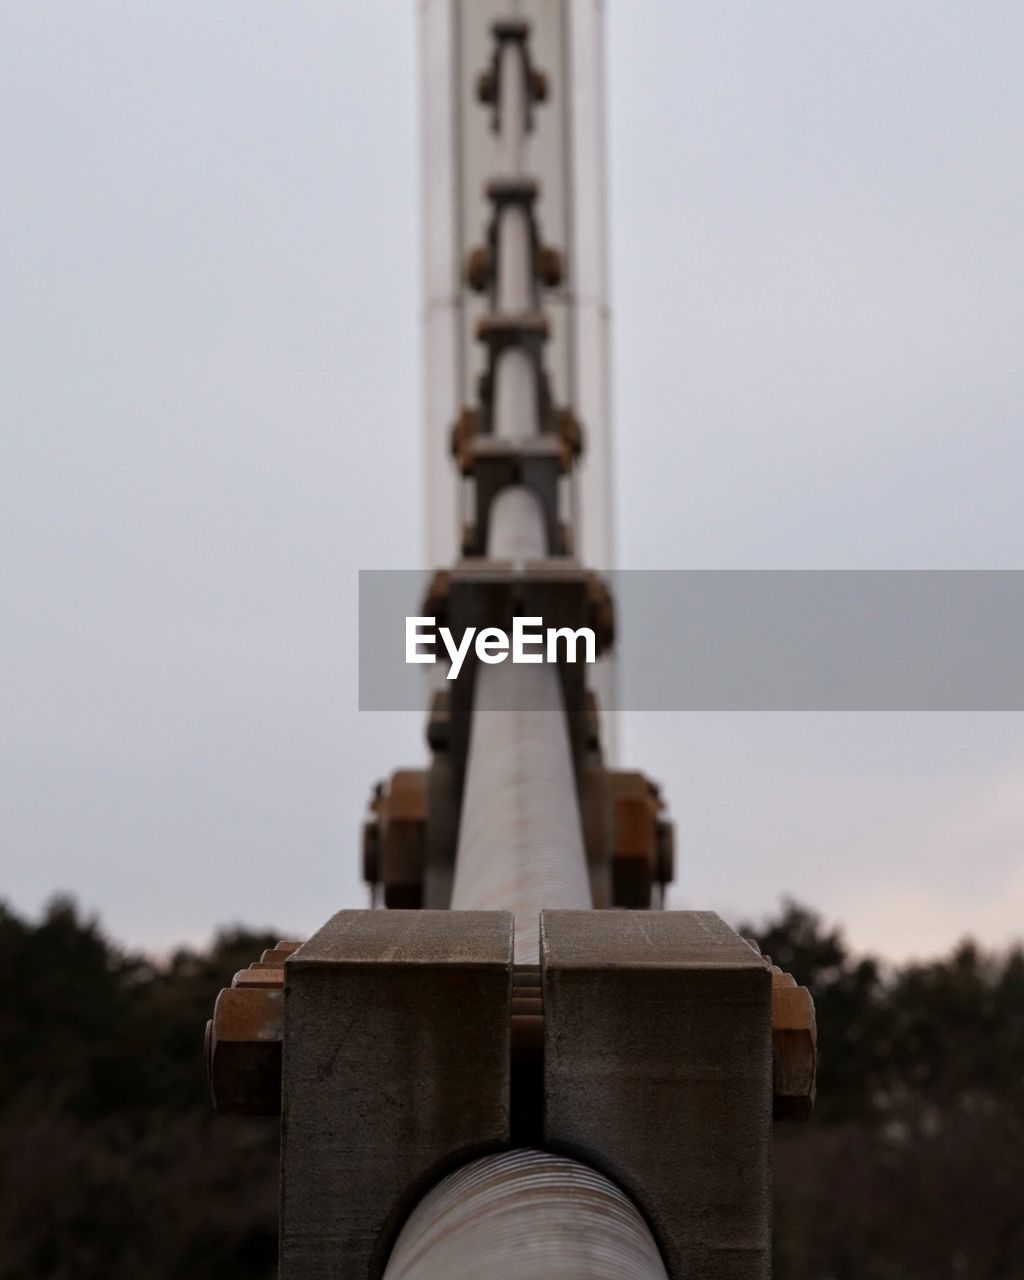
207;986;283;1115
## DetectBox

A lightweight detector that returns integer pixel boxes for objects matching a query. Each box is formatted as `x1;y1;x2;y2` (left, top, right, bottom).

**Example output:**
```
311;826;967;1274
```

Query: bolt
465;245;492;292
206;986;283;1115
771;967;816;1120
537;245;563;288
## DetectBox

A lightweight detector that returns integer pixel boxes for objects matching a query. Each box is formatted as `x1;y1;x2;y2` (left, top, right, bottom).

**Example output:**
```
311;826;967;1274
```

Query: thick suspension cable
384;1150;670;1280
447;16;591;966
383;21;666;1280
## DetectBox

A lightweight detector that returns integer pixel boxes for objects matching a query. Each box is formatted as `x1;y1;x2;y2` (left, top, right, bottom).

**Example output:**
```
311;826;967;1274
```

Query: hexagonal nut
465;245;492;292
259;944;301;964
476;69;496;104
207;986;283;1115
231;967;284;989
589;584;615;654
537;244;564;289
362;816;380;886
771;977;816;1120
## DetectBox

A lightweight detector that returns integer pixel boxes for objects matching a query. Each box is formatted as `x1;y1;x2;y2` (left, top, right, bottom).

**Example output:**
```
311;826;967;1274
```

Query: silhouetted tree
1;895;1020;1279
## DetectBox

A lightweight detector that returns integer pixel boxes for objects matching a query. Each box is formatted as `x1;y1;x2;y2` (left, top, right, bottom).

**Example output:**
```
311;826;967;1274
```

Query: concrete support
541;910;774;1280
279;910;514;1280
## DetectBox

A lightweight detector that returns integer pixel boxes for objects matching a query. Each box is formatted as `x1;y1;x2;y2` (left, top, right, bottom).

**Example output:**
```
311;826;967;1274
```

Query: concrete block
541;910;772;1280
280;910;513;1280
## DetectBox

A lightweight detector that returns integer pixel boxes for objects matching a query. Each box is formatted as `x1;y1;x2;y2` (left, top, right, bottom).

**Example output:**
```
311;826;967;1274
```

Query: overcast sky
2;3;1022;961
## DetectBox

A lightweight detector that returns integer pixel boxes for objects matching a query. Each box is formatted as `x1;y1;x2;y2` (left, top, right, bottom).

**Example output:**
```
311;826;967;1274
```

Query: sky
2;3;1022;962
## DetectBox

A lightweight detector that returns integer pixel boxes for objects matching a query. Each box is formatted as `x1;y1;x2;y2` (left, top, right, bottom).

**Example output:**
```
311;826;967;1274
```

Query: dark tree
1;895;1020;1278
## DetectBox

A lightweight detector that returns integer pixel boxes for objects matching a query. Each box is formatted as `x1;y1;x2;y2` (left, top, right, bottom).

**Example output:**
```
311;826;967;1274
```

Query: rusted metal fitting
459;432;569;482
472;321;553;440
585;572;615;651
449;407;479;464
770;966;817;1120
476;179;563;298
425;688;450;753
476;310;549;357
608;771;660;908
464;245;491;293
477;20;547;131
476;68;497;106
231;967;283;989
581;767;667;909
552;406;584;458
474;317;549;423
537;244;563;288
368;769;428;908
462;436;567;555
485;175;539;207
492;18;529;44
420;561;614;661
206;985;283;1115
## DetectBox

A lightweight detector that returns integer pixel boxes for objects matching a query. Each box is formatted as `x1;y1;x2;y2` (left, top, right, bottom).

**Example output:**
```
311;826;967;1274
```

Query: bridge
203;9;816;1277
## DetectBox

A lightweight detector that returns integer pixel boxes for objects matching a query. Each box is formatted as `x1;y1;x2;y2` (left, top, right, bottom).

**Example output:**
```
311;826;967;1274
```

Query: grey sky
2;3;1021;960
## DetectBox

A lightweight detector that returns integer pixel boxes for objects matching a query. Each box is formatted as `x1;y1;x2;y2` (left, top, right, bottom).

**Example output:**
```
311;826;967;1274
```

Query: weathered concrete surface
541;910;773;1280
279;910;513;1280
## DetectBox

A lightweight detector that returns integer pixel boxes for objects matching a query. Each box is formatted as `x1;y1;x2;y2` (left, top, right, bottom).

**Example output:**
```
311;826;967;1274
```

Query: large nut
465;245;492;292
537;244;564;288
231;968;284;989
608;771;659;908
379;769;428;908
206;986;283;1115
771;967;816;1120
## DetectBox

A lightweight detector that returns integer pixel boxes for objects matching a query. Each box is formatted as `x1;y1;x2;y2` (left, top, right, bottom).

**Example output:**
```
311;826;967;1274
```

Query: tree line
0;896;1020;1279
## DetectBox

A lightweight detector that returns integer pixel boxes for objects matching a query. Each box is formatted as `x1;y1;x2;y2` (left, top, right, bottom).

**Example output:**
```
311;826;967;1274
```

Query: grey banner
359;570;1024;711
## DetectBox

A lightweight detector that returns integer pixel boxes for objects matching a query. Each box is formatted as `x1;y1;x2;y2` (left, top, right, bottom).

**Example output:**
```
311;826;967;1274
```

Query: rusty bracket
205;939;301;1115
361;770;428;908
421;558;613;780
579;766;675;909
464;177;565;297
476;19;548;134
463;436;566;555
474;312;552;438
